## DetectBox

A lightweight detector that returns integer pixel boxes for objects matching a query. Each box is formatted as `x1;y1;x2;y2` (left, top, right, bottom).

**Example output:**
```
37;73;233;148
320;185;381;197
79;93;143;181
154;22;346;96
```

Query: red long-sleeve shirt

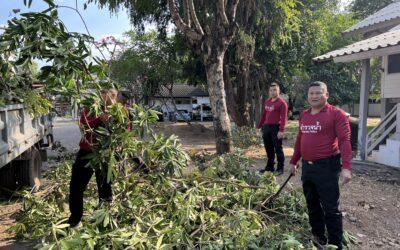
289;104;352;170
79;108;103;152
78;108;132;152
257;97;288;132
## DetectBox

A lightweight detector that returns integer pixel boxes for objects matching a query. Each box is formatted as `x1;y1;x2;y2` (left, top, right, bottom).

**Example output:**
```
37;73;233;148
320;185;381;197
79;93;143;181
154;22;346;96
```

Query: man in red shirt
290;81;352;250
257;83;288;175
68;88;118;227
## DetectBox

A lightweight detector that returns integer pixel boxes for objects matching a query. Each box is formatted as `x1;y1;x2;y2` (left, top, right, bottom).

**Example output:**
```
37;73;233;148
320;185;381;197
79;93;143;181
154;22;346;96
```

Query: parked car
192;105;201;120
201;105;213;121
192;104;213;121
174;110;191;121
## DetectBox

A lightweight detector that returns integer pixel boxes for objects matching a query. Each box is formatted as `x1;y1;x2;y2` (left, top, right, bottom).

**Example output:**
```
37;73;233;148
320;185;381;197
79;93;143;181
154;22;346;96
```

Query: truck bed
0;104;53;169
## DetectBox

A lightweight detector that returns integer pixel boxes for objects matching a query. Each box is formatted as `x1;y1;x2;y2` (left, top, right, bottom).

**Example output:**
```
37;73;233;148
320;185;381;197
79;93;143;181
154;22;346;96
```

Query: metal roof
313;28;400;63
155;85;208;98
344;1;400;36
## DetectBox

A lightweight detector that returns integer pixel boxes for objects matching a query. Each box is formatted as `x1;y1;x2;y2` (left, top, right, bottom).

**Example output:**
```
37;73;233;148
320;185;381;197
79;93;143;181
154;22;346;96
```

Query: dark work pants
68;149;112;224
262;124;284;170
301;155;343;249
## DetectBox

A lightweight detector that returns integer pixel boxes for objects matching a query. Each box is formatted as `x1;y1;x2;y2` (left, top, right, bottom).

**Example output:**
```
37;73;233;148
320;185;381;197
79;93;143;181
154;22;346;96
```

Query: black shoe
68;218;82;228
312;234;327;248
259;166;274;174
275;168;284;176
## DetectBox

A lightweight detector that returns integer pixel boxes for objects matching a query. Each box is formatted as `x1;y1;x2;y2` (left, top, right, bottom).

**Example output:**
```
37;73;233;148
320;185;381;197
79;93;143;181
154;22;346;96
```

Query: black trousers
301;155;343;249
68;149;112;224
262;124;284;170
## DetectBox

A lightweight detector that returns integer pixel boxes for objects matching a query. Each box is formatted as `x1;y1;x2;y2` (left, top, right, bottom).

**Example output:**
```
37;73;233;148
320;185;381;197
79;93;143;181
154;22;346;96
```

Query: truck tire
0;148;42;194
0;163;18;191
40;149;48;162
15;147;42;189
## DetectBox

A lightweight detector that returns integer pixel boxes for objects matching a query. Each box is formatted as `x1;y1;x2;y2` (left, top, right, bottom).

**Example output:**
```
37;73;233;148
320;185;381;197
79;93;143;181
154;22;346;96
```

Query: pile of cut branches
9;107;328;250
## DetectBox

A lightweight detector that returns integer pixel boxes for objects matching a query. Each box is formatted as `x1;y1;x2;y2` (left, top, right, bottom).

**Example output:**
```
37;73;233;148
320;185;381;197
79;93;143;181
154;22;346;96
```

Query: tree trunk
166;0;240;154
235;66;252;127
205;53;232;154
252;70;262;127
224;63;240;124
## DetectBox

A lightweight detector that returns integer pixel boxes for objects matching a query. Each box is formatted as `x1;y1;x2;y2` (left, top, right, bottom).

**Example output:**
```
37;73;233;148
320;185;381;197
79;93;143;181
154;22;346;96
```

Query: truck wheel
0;163;17;192
12;147;42;190
0;148;42;194
40;149;48;162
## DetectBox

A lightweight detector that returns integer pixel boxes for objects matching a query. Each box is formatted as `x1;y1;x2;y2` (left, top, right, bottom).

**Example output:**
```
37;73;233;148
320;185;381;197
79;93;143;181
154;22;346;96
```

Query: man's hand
340;169;351;185
277;132;284;139
289;163;298;176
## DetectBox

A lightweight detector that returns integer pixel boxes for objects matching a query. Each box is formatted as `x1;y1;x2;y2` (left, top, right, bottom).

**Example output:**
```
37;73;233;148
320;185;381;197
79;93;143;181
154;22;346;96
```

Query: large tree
91;0;242;154
89;0;302;128
169;0;240;154
89;0;364;131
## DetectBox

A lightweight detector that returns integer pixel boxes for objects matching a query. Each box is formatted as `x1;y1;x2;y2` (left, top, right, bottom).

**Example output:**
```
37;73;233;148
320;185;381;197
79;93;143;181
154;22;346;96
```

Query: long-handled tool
258;173;294;209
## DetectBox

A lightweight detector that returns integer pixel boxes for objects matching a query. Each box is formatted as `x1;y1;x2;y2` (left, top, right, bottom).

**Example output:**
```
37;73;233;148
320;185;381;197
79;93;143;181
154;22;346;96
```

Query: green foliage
87;0;170;36
77;102;188;183
231;126;262;149
206;151;261;185
22;91;53;116
10;150;316;249
110;31;186;99
0;1;115;115
8;83;316;249
268;1;360;108
350;0;395;20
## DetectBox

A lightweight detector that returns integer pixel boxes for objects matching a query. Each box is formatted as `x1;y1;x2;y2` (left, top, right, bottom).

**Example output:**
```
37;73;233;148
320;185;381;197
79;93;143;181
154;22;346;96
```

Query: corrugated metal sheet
391;24;400;31
313;29;400;62
344;1;400;35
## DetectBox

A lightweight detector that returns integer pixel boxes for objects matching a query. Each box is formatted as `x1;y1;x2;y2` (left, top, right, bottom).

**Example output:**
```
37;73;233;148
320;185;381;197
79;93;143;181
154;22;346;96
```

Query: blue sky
1;0;133;59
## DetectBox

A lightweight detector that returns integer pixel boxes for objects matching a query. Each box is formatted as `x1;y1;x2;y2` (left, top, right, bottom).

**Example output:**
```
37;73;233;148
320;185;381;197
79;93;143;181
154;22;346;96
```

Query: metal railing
366;103;400;155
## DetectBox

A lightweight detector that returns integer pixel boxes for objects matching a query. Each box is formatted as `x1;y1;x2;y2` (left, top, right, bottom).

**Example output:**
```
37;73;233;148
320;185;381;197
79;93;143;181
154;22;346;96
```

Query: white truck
0;104;53;191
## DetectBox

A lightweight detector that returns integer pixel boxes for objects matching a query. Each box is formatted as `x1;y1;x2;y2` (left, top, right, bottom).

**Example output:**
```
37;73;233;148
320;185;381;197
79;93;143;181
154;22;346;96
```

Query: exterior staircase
367;103;400;168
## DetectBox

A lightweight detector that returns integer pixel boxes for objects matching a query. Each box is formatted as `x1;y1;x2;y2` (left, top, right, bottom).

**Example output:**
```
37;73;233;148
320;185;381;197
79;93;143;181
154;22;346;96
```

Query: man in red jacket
290;81;352;250
68;88;118;227
257;83;288;175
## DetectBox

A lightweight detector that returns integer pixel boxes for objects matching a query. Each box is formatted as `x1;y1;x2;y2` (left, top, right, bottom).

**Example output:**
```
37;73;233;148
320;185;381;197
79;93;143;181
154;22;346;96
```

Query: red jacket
257;97;288;132
78;108;132;152
79;108;103;152
289;104;352;170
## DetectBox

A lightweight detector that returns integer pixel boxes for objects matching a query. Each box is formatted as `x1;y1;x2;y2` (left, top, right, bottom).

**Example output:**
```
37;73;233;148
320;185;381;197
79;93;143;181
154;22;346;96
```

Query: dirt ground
1;121;400;249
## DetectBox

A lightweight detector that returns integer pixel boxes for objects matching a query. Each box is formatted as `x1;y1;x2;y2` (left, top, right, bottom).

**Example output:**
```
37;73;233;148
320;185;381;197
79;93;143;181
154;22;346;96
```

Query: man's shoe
259;166;274;174
68;220;82;228
275;168;284;176
312;235;328;248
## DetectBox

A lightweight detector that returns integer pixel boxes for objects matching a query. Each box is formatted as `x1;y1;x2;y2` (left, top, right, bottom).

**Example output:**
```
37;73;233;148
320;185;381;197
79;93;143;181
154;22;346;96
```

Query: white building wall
382;55;400;98
196;97;210;105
